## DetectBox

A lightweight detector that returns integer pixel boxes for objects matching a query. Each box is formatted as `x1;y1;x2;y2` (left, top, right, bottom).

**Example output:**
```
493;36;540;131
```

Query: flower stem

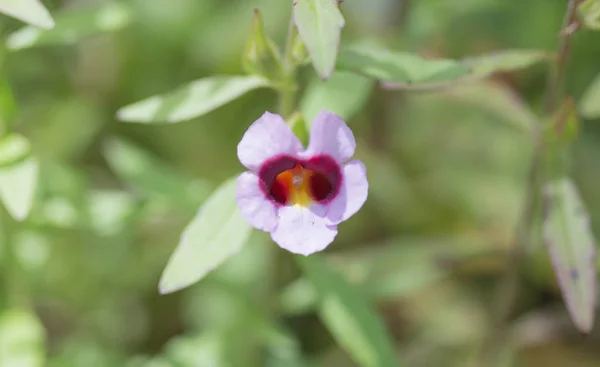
477;1;582;364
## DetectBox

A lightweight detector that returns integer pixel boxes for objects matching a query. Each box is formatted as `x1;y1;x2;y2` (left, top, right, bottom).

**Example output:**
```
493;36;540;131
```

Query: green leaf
379;49;549;91
300;71;374;126
337;45;470;84
579;71;600;118
242;9;284;80
293;0;345;80
542;178;597;334
159;176;253;294
117;75;269;123
297;255;399;367
286;111;309;147
0;309;46;367
464;49;550;77
0;134;38;221
103;138;211;212
579;0;600;30
6;2;131;50
0;0;54;30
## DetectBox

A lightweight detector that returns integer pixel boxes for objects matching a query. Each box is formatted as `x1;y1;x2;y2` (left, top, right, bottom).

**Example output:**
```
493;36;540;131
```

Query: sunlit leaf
338;45;469;84
103;138;210;212
0;134;38;221
300;71;374;126
159;177;253;294
0;0;54;30
6;2;131;50
579;71;600;118
542;178;597;333
579;0;600;30
297;255;399;367
0;309;46;367
293;0;345;80
117;75;269;123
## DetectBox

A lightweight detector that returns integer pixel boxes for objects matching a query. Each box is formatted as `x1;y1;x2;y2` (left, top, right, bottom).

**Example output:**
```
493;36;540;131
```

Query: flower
236;110;368;255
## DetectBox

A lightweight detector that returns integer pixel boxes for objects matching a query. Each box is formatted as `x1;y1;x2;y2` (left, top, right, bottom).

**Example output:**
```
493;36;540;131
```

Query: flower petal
236;171;278;231
325;160;369;224
304;110;356;163
238;112;303;171
271;205;338;256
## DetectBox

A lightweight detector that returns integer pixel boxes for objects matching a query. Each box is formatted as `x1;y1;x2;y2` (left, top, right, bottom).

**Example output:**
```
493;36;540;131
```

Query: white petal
304;110;356;163
271;205;338;256
236;171;278;231
325;160;369;224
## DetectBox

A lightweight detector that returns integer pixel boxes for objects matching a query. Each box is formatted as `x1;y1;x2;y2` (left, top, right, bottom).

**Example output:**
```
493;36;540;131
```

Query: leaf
6;2;131;50
337;45;469;84
286;111;309;146
293;0;345;80
300;71;374;126
380;49;549;91
242;9;284;80
579;71;600;118
103;138;211;212
579;0;600;30
542;178;597;333
0;309;46;367
0;0;54;30
440;81;538;134
159;176;253;294
297;255;399;367
117;75;269;123
0;134;39;221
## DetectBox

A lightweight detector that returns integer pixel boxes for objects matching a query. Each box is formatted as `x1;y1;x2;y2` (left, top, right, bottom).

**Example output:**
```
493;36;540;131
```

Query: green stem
478;1;582;365
278;15;299;119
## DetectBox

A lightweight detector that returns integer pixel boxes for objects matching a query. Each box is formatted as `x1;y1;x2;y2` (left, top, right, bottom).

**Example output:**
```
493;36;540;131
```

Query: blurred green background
1;0;600;366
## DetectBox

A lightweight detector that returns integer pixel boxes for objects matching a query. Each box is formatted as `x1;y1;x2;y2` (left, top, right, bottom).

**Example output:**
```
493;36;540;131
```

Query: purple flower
236;110;368;255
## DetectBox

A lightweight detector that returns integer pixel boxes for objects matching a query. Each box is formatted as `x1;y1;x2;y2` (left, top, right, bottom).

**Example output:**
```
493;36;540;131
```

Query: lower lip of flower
259;155;341;206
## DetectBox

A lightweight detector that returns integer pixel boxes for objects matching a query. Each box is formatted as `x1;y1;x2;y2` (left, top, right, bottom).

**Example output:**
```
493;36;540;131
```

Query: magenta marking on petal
257;154;343;205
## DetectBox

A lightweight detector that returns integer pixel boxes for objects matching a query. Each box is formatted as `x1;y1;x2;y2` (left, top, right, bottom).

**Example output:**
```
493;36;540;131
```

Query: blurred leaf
542;178;597;333
297;255;400;367
242;9;284;80
103;138;210;212
293;0;345;80
117;75;269;123
0;0;54;30
0;134;38;221
441;81;538;134
300;71;374;125
338;45;469;84
6;2;131;51
88;190;137;236
579;71;600;118
545;97;579;144
464;49;549;77
579;0;600;30
164;330;231;367
0;79;16;136
159;176;253;294
382;49;548;90
0;309;45;367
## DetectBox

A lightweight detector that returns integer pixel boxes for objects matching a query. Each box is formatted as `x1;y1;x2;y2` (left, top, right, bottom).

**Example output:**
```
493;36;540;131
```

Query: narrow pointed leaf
242;9;284;79
103;138;210;212
379;49;549;91
0;309;46;367
159;177;253;294
579;72;600;118
297;255;399;367
300;71;374;126
293;0;345;80
0;134;38;221
6;2;131;50
117;75;269;123
543;178;597;333
0;0;54;30
338;46;470;84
